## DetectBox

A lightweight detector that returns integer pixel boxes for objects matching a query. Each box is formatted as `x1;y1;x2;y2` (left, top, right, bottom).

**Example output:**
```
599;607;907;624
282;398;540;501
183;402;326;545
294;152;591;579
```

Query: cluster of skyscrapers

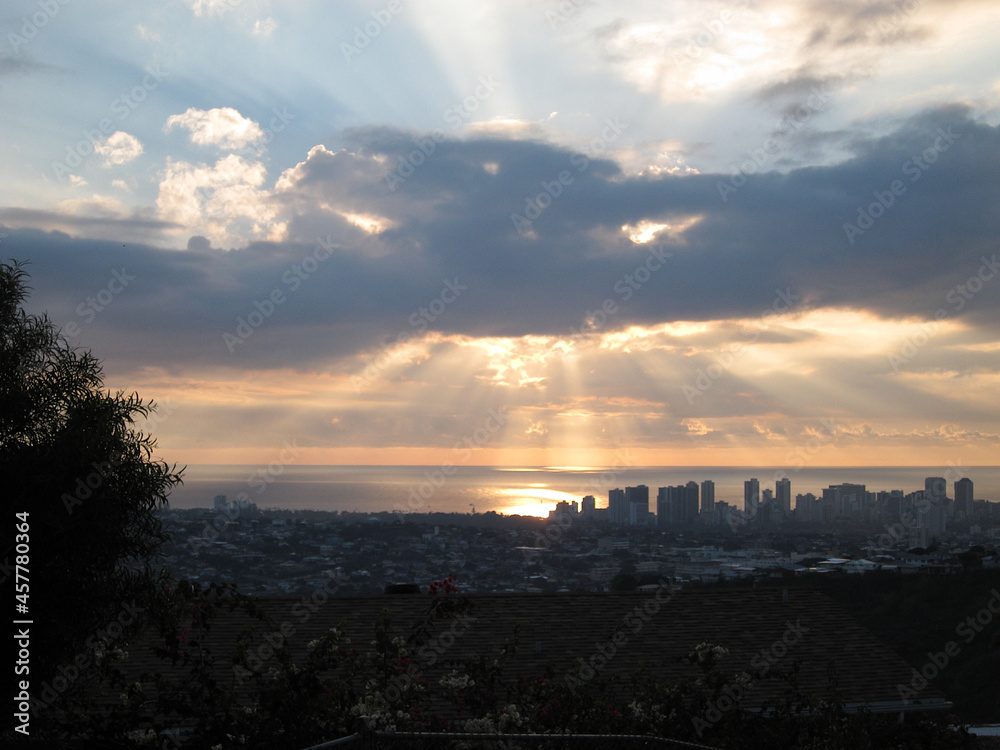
213;493;259;517
551;476;991;535
572;481;718;527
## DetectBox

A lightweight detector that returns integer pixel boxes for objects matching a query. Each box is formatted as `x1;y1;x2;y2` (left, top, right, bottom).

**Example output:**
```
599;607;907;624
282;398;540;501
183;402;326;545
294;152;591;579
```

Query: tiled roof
120;586;946;717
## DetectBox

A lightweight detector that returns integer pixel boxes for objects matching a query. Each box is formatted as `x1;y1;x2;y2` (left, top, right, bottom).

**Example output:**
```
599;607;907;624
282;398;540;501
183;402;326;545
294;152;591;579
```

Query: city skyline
2;1;999;468
565;473;993;532
159;463;1000;519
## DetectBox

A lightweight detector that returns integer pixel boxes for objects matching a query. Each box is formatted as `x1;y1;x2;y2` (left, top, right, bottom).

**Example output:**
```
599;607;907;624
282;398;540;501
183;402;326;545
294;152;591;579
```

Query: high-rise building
700;480;715;515
823;483;866;519
626;485;650;525
909;523;929;549
794;492;817;523
671;485;686;523
548;501;578;522
714;501;735;527
658;485;697;525
684;481;699;523
744;478;760;518
955;478;974;519
656;487;669;527
925;477;947;504
776;477;791;515
213;494;228;512
581;495;596;517
609;488;627;525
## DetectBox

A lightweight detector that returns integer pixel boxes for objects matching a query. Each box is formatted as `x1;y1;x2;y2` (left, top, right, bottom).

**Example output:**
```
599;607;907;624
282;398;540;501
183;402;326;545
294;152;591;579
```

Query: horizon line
175;463;1000;469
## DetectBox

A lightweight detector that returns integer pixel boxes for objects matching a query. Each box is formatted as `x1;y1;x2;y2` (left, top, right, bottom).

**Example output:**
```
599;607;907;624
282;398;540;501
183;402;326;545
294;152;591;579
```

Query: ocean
165;465;1000;517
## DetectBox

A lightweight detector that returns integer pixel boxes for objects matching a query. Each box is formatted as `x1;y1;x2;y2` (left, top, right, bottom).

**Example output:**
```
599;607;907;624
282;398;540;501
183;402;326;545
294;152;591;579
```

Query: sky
2;0;1000;471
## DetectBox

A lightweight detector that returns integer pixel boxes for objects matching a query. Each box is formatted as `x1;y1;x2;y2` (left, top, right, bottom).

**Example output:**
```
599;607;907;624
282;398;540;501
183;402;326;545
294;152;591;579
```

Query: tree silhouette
0;260;182;701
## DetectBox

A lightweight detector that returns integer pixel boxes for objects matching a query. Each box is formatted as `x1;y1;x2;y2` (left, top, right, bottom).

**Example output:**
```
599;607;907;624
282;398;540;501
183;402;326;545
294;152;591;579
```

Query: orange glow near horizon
116;306;999;471
492;487;581;518
156;443;1000;469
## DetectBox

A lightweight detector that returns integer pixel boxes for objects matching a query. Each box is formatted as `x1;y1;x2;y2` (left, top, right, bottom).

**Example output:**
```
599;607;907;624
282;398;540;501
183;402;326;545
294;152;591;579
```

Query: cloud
0;56;64;77
165;107;265;150
54;195;129;218
3;0;998;464
182;0;239;18
94;131;144;167
156;154;284;248
752;70;862;104
8;105;999;378
264;106;997;332
253;18;277;37
463;119;555;140
580;0;997;116
136;24;161;42
0;207;177;245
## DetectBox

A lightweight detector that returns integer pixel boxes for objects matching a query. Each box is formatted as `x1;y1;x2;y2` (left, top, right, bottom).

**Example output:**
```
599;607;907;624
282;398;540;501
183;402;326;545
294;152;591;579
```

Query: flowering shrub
428;575;459;597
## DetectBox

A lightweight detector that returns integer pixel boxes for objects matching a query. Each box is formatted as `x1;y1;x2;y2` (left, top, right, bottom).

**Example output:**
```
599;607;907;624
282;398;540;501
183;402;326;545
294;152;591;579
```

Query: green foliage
0;260;182;695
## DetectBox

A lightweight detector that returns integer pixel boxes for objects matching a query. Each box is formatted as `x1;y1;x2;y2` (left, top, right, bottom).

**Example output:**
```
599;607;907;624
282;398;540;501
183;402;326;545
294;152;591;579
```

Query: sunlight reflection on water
492;487;581;517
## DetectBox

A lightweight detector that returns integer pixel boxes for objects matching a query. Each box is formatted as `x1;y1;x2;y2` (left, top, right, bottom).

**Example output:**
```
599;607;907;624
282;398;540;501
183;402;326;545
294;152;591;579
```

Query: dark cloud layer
5;105;998;378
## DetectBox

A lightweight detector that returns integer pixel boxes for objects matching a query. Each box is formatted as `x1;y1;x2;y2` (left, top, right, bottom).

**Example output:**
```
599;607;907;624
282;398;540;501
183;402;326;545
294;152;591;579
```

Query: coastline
164;464;1000;515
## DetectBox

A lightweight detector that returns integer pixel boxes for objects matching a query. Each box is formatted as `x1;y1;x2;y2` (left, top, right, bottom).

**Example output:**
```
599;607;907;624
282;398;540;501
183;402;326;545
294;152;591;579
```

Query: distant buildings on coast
213;493;259;517
551;476;1000;546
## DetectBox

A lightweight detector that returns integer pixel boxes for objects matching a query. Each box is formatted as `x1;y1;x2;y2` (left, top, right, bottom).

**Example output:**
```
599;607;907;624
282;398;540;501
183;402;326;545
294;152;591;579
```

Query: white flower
439;670;474;690
463;716;497;733
497;704;525;731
